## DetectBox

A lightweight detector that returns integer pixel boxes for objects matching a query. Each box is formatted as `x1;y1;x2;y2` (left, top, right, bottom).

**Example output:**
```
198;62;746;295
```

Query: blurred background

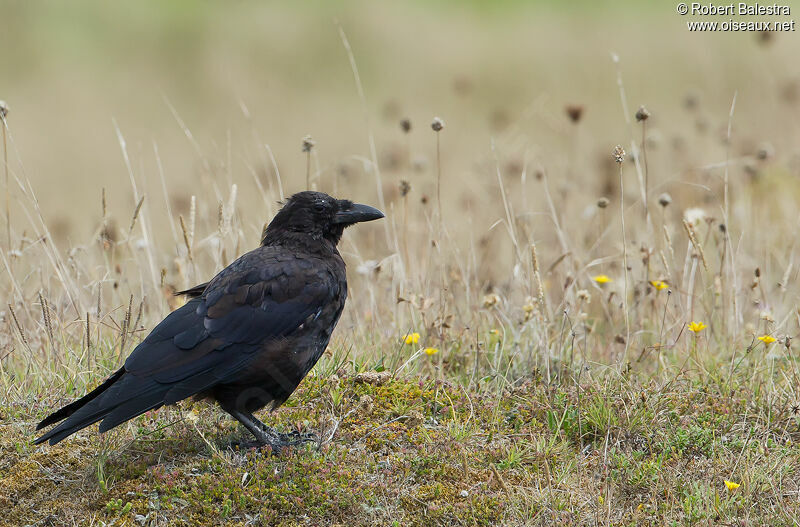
1;0;799;367
2;0;796;239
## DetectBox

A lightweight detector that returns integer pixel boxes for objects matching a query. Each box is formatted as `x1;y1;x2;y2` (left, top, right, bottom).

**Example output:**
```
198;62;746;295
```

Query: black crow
35;191;383;448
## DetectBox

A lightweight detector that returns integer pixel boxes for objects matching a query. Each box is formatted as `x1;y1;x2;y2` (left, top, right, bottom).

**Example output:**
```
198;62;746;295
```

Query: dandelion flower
404;332;421;345
758;335;777;344
424;347;439;356
724;480;740;491
688;321;707;333
650;280;668;291
593;275;612;284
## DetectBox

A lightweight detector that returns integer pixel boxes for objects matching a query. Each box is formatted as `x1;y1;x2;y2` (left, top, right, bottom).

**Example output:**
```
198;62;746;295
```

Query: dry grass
2;2;800;525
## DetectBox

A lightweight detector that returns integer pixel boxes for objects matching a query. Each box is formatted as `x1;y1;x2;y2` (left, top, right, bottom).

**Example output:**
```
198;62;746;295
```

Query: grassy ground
3;1;800;525
4;358;800;526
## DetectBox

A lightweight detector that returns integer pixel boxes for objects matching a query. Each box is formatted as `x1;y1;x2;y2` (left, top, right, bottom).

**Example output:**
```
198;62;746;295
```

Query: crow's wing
126;251;337;384
35;248;339;445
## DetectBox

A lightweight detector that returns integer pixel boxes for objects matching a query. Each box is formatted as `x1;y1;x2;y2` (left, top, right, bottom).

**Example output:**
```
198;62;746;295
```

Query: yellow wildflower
597;495;604;505
688;321;707;333
724;480;740;491
404;332;420;345
593;275;612;284
424;347;439;356
490;329;500;336
649;280;668;291
757;334;776;344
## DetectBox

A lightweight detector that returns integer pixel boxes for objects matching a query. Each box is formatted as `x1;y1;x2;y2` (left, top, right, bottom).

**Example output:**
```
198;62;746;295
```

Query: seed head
658;192;672;207
635;105;650;122
684;91;699;111
565;104;584;124
756;142;774;161
684;207;706;225
301;135;316;153
400;180;411;196
597;197;610;209
0;100;8;120
431;117;445;132
482;293;500;308
612;145;626;164
400;118;412;133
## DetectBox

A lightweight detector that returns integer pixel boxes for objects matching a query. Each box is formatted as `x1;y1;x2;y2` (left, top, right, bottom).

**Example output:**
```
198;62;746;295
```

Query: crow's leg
226;409;315;450
227;408;283;449
255;419;317;446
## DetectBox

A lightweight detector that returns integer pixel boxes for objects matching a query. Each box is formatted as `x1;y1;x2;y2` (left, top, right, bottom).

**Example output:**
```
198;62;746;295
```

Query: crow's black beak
333;203;384;224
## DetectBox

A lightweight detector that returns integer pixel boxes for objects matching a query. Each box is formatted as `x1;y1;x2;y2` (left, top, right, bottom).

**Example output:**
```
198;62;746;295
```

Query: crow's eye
313;202;326;213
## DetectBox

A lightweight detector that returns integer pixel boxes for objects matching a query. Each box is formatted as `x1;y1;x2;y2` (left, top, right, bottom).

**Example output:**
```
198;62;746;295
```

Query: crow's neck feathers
261;227;343;254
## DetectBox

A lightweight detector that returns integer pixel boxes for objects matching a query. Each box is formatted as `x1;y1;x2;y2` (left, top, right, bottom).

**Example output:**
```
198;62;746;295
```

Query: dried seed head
0;100;8;120
684;207;706;225
400;179;411;196
301;135;316;152
612;145;626;164
658;192;672;207
431;117;445;132
756;142;774;160
565;104;584;124
482;293;501;308
635;105;650;122
576;289;591;303
597;197;610;209
684;91;699;111
400;118;412;133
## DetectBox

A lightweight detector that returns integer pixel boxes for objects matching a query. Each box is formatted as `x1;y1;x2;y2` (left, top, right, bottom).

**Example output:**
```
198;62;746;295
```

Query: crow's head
262;191;384;246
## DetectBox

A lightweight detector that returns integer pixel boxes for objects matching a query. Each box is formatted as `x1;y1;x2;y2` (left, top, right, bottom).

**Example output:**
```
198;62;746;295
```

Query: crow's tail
35;368;125;432
34;368;167;446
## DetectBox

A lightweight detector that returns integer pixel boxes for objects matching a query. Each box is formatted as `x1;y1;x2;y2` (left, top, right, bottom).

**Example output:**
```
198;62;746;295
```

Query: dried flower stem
618;162;630;361
336;22;389;246
531;243;547;319
435;130;443;235
641;120;649;223
2;114;8;250
86;312;91;351
682;219;709;272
